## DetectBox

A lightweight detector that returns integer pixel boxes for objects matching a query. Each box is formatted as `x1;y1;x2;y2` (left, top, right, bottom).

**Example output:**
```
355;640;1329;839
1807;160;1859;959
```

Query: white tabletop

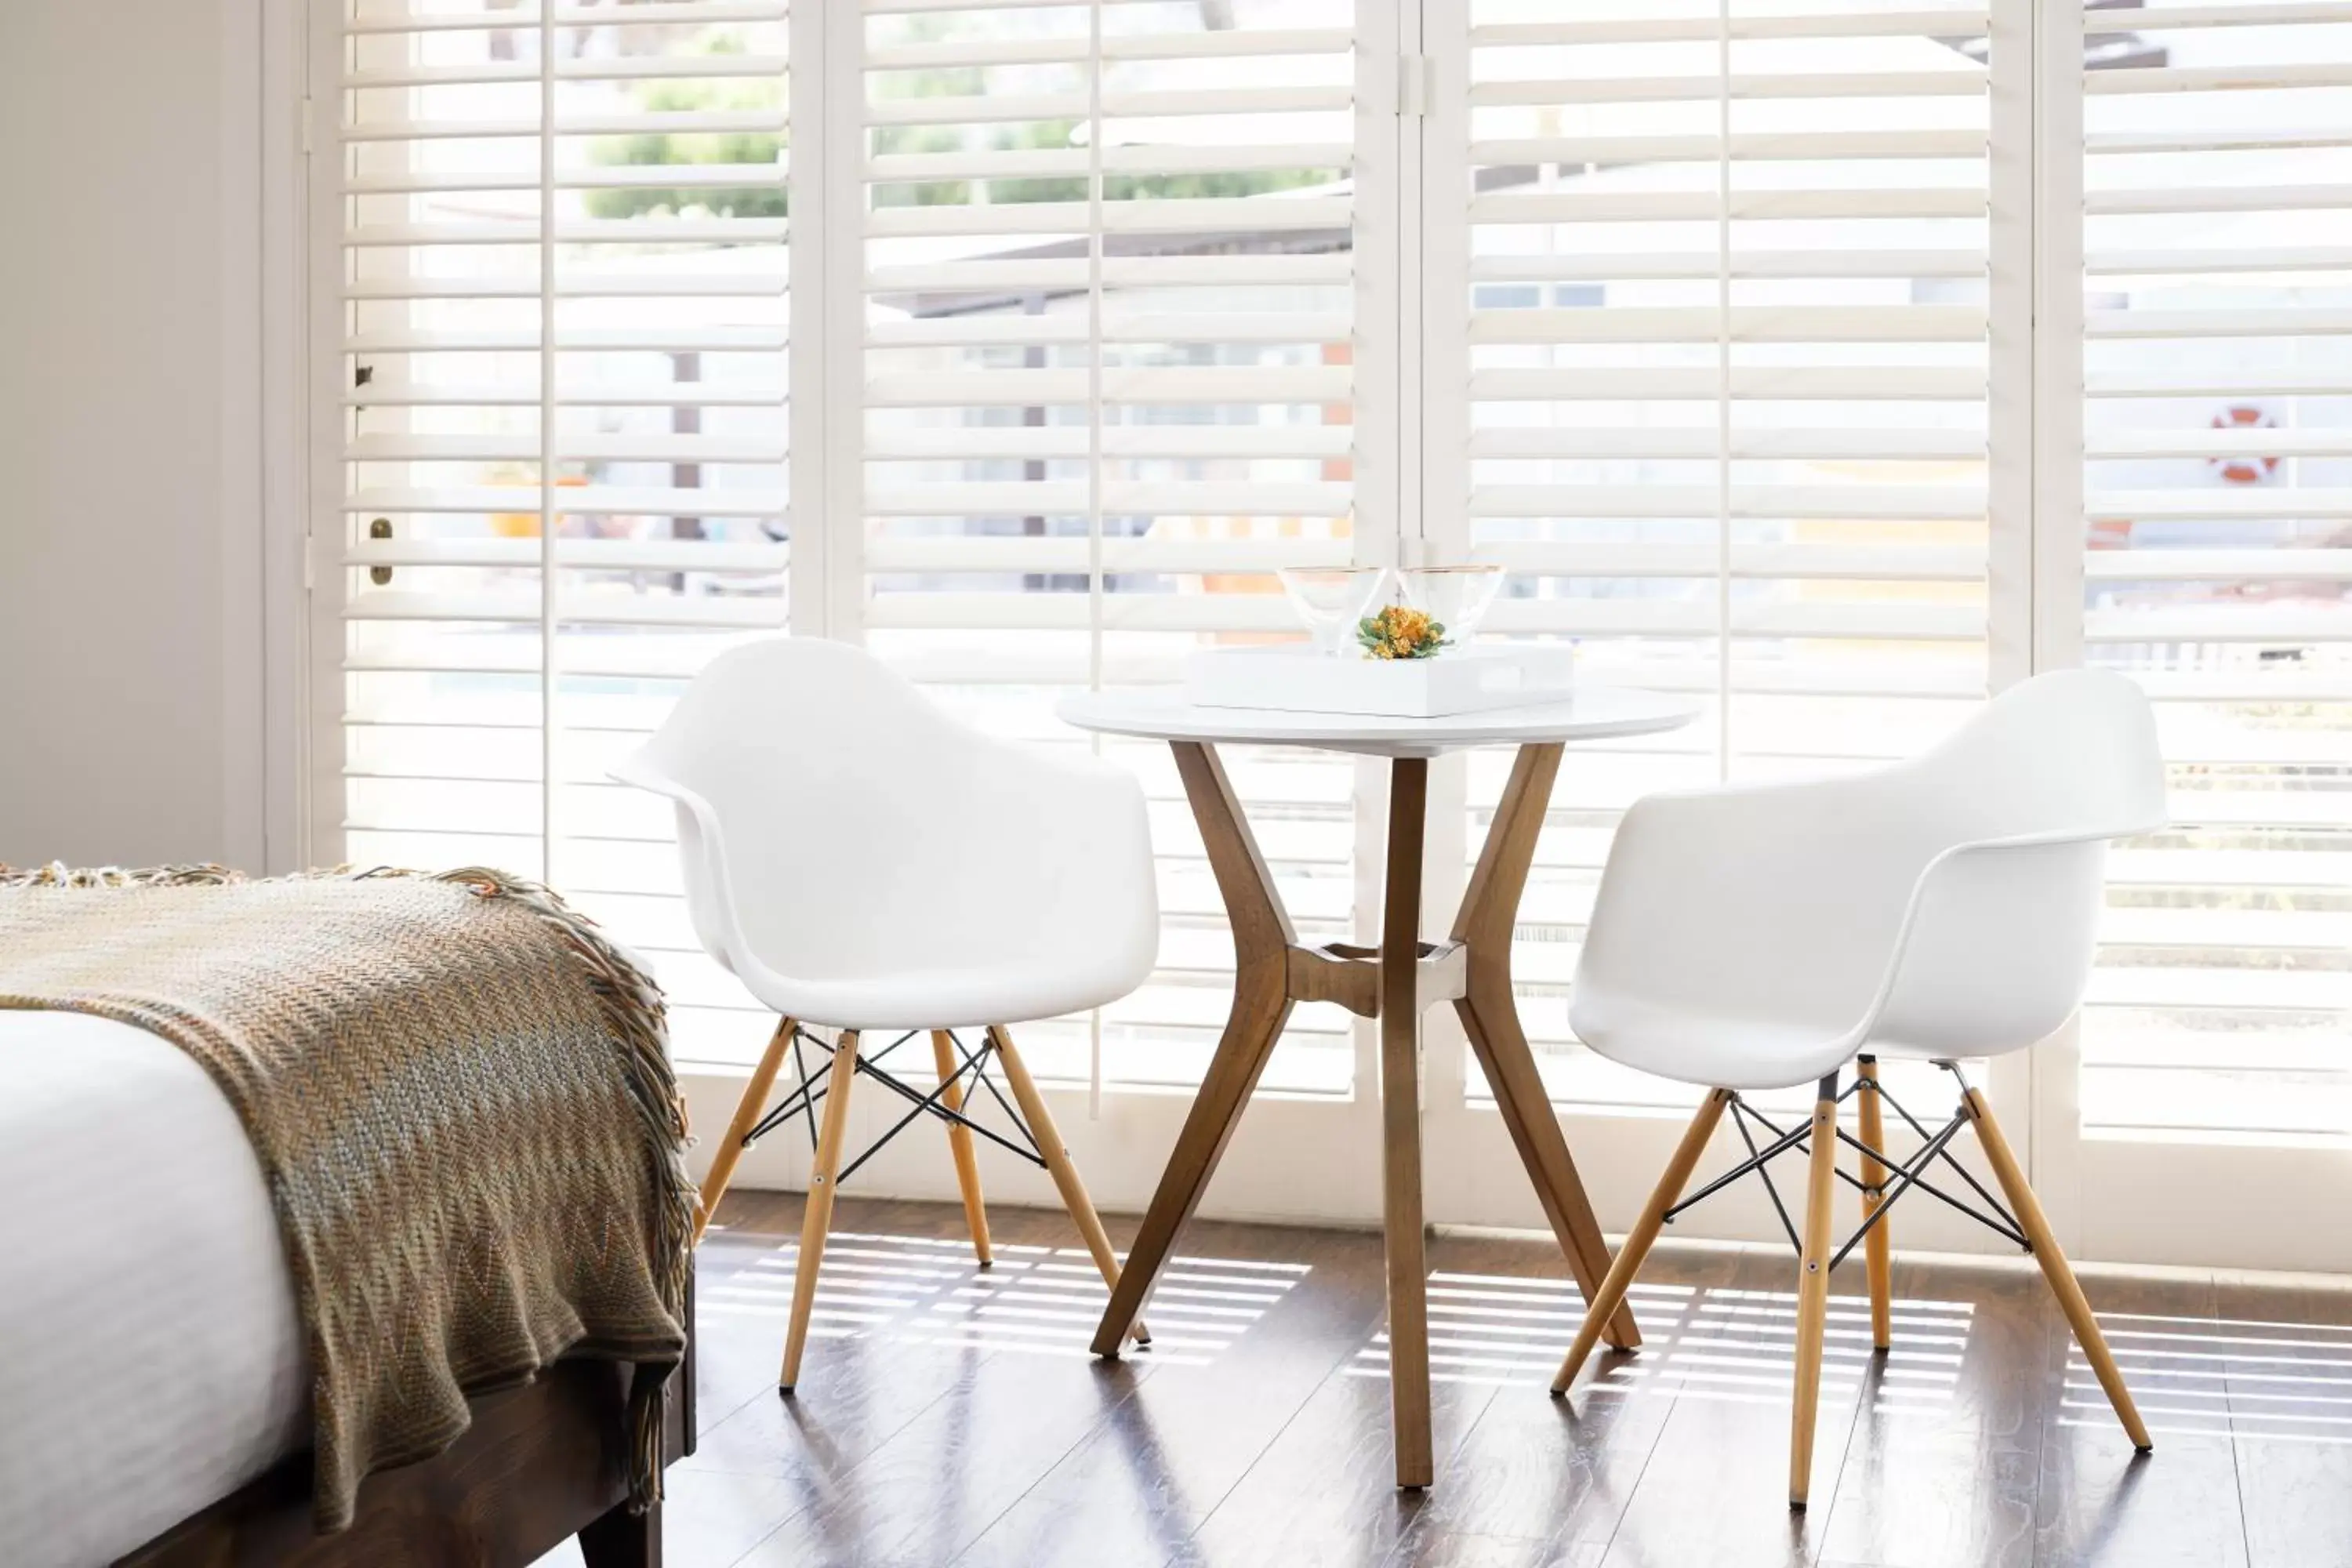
1056;686;1699;759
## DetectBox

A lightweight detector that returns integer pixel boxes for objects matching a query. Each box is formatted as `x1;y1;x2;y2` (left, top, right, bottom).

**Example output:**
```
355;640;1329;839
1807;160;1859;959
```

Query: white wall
0;1;293;873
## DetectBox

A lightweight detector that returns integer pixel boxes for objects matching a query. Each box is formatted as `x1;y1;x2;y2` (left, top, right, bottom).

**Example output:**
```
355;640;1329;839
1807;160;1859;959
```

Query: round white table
1057;686;1695;760
1058;685;1699;1489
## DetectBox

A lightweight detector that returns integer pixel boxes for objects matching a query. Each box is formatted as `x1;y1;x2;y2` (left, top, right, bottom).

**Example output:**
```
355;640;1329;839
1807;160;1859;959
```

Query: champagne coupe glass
1398;564;1504;647
1278;566;1392;658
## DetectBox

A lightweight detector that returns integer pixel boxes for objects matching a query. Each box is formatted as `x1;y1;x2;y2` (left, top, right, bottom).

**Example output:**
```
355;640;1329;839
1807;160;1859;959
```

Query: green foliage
585;76;787;221
587;27;1336;225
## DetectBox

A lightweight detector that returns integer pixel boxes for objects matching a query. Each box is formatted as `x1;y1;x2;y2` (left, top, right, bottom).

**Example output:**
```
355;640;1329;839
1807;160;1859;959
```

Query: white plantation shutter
855;0;1370;1092
2072;0;2352;1144
1430;0;2003;1116
332;0;793;1067
311;0;2352;1248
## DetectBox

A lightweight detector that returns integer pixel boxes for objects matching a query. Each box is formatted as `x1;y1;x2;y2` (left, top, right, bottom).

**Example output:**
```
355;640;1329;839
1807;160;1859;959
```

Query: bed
0;1011;690;1568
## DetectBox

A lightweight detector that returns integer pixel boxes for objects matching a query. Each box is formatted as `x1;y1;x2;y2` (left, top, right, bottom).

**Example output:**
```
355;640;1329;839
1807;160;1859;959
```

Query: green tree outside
585;27;1339;223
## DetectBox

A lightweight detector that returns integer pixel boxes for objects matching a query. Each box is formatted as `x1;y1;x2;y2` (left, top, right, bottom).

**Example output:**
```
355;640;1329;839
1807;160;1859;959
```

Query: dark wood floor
540;1191;2352;1568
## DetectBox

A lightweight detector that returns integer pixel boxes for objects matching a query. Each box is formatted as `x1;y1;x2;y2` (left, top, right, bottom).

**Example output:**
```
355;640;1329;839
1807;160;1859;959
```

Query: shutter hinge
1398;54;1433;118
299;97;314;158
303;532;318;593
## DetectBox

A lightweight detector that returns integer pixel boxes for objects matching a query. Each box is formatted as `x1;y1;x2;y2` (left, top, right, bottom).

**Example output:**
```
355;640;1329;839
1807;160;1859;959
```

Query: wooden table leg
1450;743;1640;1349
1093;741;1295;1356
1098;736;1634;1483
1380;757;1436;1488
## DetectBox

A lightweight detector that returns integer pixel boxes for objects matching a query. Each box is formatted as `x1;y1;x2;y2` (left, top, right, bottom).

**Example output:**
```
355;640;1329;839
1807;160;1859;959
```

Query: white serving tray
1185;643;1577;718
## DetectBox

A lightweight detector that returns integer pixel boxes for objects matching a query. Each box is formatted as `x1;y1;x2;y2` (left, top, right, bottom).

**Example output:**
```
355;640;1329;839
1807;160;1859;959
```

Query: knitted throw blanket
0;864;694;1532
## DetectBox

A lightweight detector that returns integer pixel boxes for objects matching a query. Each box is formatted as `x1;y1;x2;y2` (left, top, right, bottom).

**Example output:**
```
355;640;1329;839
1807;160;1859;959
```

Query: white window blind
336;0;793;1067
2074;0;2352;1145
1435;0;2000;1116
855;0;1367;1093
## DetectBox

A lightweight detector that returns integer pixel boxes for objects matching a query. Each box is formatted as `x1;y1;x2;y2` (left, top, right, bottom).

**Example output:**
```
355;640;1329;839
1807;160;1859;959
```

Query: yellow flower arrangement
1356;604;1450;660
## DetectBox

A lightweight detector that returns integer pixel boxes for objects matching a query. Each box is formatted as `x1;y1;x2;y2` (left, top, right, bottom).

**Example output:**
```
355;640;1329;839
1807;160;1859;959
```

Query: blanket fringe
0;862;244;888
432;866;697;1511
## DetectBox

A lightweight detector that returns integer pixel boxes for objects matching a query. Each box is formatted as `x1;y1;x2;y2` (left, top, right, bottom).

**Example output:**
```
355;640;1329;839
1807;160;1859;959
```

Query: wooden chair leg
1963;1086;2152;1450
931;1029;993;1266
780;1029;859;1392
1857;1055;1893;1352
695;1016;794;1244
1788;1073;1842;1510
1553;1089;1731;1393
990;1025;1146;1345
579;1497;661;1568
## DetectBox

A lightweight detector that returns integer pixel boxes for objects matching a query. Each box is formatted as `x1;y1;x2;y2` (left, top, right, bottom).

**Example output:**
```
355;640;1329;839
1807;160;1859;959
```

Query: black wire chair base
1661;1058;2029;1265
738;1025;1049;1189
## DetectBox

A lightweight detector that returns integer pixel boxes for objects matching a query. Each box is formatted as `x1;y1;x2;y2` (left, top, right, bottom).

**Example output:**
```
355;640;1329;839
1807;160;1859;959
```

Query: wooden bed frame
114;1282;693;1568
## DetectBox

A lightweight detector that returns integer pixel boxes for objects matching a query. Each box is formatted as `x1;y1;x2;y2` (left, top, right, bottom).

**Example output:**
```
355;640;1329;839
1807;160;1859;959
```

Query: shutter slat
867;481;1352;518
2085;609;2352;644
2086;61;2352;93
866;194;1349;238
1475;600;1987;641
2085;549;2352;583
1472;129;1987;165
347;486;788;517
347;3;790;31
2086;488;2352;521
2085;184;2352;216
1472;484;1985;522
350;432;789;465
1472;366;1986;401
867;366;1352;406
2083;2;2352;31
1471;427;1984;462
867;425;1352;461
343;111;789;141
1472;71;1987;108
1472;189;1984;223
346;217;789;246
348;539;790;574
1472;248;1987;282
346;274;787;300
1478;542;1987;582
2088;245;2352;275
870;311;1352;349
2085;429;2352;460
1473;10;1989;45
866;536;1351;574
1470;305;1985;344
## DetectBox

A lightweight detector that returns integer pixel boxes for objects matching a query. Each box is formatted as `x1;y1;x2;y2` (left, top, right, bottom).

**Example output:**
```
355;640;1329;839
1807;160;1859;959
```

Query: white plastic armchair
611;637;1159;1033
1570;667;2169;1091
1552;669;2169;1506
611;637;1160;1388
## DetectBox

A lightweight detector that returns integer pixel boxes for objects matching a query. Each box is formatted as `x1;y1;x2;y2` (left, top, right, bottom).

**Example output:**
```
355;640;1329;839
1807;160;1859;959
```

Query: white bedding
0;1011;307;1568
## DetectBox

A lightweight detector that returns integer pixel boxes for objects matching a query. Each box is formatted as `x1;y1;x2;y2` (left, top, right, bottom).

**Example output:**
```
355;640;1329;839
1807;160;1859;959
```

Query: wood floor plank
1177;1229;1508;1568
1595;1247;1868;1567
950;1221;1385;1568
521;1195;2343;1568
712;1200;1160;1568
1813;1254;2045;1568
1402;1232;1721;1560
2212;1275;2352;1568
2032;1270;2249;1568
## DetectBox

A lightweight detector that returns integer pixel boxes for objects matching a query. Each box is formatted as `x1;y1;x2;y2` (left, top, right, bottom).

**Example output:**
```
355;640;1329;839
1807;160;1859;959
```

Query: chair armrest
1575;771;1920;1033
1859;826;2136;1058
607;757;756;980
